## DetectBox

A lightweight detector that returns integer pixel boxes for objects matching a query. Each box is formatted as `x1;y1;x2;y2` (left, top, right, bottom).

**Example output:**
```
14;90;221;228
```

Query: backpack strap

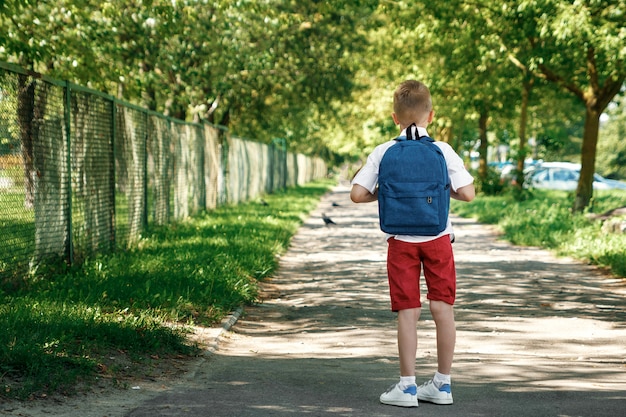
406;123;419;140
395;123;434;142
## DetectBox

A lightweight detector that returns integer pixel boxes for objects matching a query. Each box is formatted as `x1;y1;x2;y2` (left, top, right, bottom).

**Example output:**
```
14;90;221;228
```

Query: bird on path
322;213;337;226
331;202;341;207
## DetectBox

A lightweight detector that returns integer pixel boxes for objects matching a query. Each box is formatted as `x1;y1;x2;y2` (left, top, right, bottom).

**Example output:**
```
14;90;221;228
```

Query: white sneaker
379;382;418;407
416;379;453;405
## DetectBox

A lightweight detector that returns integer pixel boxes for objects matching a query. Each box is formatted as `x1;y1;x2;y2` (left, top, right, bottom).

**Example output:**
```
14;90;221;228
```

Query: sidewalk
6;184;625;416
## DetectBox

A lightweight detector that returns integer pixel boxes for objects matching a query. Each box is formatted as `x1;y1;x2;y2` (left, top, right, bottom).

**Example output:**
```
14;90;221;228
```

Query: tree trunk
17;75;67;264
516;76;533;189
478;109;489;181
141;86;157;112
140;61;157;111
573;106;600;212
438;124;453;144
17;75;36;209
33;107;69;265
453;119;465;162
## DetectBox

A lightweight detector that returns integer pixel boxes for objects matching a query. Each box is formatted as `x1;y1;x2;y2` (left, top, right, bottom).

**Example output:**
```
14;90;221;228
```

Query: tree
4;0;621;187
189;0;378;148
420;2;520;183
1;0;105;209
498;0;626;211
1;0;379;155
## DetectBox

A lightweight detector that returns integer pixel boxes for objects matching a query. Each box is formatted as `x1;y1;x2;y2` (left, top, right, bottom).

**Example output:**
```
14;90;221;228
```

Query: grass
451;188;626;277
0;179;334;400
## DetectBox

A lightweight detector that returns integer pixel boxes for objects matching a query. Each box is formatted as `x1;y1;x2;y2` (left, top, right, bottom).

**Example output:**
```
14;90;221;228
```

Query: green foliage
2;0;625;197
0;179;334;400
0;0;379;159
451;189;626;276
471;167;506;196
531;89;586;161
562;226;626;277
0;74;19;154
598;92;626;180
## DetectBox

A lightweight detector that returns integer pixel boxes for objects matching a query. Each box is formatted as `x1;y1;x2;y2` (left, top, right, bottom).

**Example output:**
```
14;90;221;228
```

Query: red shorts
386;236;456;311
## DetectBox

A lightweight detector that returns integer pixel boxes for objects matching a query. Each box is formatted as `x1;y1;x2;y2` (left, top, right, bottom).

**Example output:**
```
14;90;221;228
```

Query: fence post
271;138;287;190
142;112;149;232
64;81;73;265
219;130;229;205
110;100;117;248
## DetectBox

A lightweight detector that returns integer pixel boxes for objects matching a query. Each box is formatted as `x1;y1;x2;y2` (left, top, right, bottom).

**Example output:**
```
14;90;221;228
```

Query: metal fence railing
0;61;327;281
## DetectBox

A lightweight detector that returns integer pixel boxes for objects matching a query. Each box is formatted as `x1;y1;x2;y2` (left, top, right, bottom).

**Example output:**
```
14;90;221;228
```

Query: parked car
525;162;626;191
489;160;541;185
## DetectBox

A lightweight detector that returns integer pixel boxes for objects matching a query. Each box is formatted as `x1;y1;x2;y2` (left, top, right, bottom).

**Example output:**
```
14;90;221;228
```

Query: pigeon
322;213;336;226
259;198;269;206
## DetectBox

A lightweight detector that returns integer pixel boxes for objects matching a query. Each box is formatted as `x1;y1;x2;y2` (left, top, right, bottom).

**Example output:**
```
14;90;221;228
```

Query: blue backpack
378;127;450;235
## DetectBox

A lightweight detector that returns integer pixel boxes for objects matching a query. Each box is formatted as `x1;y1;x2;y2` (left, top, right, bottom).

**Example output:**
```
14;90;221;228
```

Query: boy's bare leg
429;300;456;374
397;307;421;376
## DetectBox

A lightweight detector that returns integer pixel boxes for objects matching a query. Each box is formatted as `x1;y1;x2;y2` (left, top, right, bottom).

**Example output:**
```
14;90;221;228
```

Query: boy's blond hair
393;80;433;126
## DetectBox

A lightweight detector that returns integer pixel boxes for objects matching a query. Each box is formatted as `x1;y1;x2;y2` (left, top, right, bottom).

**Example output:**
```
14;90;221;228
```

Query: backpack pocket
378;181;446;235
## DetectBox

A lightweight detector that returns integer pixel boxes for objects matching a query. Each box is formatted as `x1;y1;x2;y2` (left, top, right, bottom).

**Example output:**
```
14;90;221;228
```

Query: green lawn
0;179;334;400
451;188;626;277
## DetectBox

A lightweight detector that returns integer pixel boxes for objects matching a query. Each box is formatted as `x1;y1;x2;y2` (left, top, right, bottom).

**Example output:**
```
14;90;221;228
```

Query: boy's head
393;80;433;128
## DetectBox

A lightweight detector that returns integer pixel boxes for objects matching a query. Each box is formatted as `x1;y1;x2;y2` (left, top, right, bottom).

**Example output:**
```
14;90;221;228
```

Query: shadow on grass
0;180;335;400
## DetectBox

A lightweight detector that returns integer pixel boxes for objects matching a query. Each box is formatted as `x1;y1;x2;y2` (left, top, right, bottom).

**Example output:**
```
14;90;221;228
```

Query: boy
350;80;475;408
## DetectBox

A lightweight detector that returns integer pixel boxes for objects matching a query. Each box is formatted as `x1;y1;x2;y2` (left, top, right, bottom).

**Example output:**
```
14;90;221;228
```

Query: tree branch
507;53;528;74
587;45;600;96
537;63;585;102
206;94;220;118
598;72;626;112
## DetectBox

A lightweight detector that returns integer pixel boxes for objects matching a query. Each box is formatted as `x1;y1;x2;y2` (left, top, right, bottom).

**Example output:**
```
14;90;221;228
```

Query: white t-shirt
352;126;474;243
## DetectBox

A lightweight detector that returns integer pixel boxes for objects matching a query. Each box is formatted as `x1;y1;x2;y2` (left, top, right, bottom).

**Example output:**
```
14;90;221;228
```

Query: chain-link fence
0;61;326;282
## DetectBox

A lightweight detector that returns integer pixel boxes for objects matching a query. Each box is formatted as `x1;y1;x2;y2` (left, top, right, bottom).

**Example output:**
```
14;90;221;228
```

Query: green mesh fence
70;88;115;259
0;61;327;282
147;115;174;225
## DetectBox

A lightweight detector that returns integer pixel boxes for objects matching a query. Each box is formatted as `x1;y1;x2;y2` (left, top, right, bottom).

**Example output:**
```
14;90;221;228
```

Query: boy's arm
450;183;475;202
350;184;378;203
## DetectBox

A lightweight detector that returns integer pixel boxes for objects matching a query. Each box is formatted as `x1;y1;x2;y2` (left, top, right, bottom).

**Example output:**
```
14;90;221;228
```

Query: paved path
122;184;626;417
4;184;625;417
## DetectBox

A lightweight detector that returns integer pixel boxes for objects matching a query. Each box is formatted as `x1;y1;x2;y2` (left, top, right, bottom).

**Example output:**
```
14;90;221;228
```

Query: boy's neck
400;122;428;130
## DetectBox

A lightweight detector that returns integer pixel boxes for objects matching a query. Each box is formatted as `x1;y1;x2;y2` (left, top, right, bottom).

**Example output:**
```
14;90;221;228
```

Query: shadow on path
126;185;626;417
